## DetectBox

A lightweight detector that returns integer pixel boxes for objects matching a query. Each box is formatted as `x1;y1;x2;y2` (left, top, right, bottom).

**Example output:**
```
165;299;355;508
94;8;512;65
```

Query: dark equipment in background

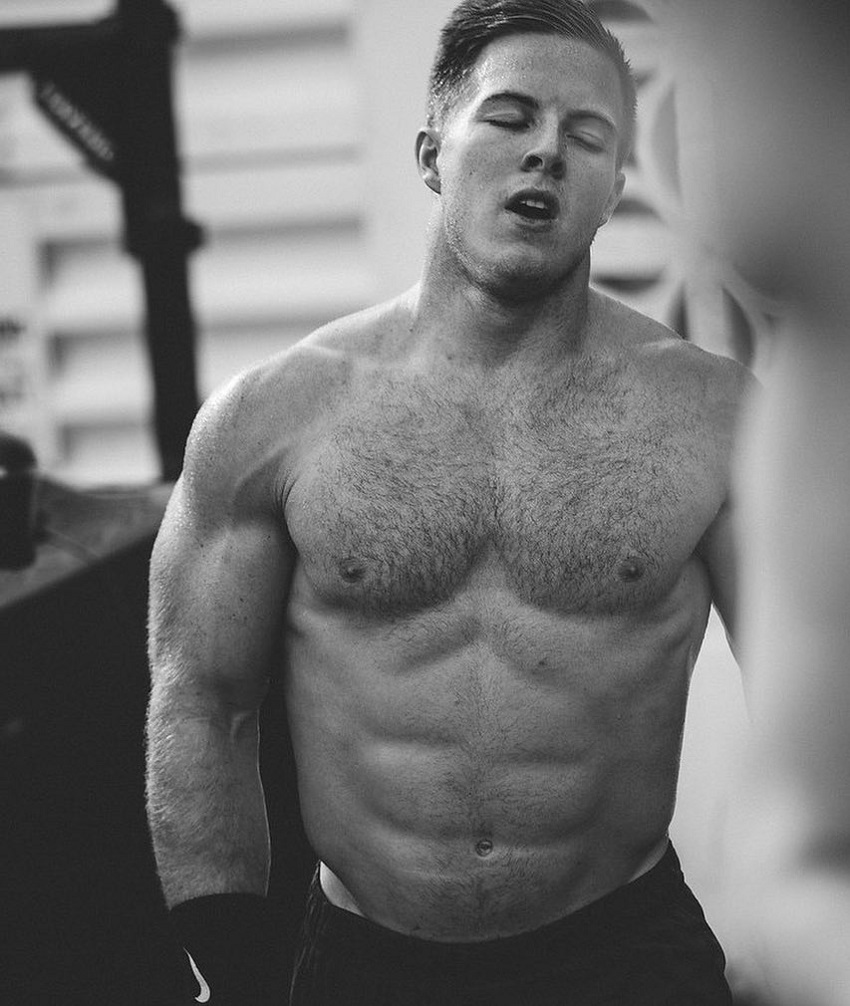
1;477;178;1004
0;432;38;569
0;4;316;1000
1;470;316;1003
0;0;202;480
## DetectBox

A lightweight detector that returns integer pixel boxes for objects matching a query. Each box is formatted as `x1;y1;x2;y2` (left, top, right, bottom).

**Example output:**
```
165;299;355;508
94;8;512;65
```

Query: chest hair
288;360;707;616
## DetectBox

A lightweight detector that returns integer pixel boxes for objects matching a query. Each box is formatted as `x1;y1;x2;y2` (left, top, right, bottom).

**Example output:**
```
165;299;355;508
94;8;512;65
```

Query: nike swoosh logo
185;950;211;1003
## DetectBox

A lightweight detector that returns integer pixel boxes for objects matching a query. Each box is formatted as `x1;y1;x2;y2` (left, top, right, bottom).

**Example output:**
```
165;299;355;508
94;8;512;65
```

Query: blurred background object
0;430;38;569
682;2;850;1004
1;476;176;1004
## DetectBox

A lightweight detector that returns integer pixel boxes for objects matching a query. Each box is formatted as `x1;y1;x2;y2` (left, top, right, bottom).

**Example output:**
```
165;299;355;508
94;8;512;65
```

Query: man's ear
416;127;442;195
600;170;626;227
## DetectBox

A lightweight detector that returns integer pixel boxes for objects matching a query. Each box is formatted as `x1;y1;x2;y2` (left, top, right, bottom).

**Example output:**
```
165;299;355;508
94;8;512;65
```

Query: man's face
420;33;626;300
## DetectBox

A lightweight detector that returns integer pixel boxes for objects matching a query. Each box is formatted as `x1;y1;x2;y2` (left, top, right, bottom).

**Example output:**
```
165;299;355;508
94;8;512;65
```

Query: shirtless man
146;2;750;1003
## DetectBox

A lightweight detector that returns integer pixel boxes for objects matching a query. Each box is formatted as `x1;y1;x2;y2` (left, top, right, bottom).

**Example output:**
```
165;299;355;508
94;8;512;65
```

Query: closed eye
486;118;529;131
569;133;605;151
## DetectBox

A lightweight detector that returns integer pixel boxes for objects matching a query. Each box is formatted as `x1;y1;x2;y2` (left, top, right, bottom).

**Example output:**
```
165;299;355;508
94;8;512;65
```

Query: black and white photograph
1;2;848;1003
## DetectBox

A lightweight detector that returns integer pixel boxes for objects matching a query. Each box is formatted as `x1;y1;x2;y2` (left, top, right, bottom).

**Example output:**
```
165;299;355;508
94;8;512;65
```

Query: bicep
148;383;295;714
149;483;293;713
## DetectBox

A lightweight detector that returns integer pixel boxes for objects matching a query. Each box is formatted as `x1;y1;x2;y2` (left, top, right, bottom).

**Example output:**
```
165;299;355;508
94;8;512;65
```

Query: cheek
442;158;495;219
575;167;618;216
458;146;500;188
442;134;504;184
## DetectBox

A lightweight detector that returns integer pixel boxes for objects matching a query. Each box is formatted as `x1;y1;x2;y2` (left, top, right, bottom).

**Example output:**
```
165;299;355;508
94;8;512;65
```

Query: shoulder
593;289;757;425
643;331;756;417
197;296;410;434
179;297;409;509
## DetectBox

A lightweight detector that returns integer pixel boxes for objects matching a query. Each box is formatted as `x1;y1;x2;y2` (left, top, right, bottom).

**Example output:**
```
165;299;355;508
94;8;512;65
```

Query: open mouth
506;191;559;222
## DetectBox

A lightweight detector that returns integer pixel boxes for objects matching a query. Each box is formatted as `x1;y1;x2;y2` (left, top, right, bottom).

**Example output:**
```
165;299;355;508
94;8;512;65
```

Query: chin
482;251;585;304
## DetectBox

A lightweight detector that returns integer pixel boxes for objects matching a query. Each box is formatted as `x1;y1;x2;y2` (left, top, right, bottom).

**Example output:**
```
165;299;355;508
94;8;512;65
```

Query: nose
521;125;565;180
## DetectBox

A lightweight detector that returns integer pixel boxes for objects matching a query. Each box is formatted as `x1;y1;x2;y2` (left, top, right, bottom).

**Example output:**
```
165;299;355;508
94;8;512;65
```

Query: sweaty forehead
469;33;623;120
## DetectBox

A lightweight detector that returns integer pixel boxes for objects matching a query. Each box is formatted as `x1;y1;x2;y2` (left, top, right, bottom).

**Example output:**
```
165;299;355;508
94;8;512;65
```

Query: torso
272;293;736;940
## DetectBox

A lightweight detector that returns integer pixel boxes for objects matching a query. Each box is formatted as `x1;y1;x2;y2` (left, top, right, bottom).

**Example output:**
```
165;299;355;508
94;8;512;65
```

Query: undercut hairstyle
428;0;637;165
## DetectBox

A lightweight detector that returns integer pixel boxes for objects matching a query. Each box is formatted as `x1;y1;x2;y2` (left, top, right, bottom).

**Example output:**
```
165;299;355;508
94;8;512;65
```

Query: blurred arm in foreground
694;2;850;1003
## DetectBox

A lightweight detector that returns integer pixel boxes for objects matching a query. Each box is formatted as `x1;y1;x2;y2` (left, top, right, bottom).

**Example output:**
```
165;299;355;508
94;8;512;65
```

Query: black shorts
289;843;733;1005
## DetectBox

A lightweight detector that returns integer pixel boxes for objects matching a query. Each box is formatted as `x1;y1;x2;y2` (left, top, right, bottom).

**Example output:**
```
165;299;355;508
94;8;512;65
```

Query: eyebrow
478;90;619;135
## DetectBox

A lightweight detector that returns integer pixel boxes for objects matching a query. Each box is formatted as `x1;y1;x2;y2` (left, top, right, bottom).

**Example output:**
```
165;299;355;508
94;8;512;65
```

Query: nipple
475;839;494;858
618;557;645;583
339;558;365;583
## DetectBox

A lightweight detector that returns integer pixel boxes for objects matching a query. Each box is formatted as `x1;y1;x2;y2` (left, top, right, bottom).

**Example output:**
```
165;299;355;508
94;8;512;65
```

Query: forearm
146;694;270;908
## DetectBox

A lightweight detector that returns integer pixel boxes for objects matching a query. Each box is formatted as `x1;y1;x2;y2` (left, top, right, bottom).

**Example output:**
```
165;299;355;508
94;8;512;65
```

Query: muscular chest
286;370;716;616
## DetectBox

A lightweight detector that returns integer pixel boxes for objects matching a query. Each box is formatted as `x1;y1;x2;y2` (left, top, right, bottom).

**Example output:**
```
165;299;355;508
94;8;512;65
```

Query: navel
474;838;494;858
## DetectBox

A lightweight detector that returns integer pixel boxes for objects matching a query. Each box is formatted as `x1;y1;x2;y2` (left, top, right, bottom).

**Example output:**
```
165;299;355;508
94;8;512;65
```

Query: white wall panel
178;0;352;38
51;333;151;423
0;192;54;462
177;41;358;162
0;1;111;26
0;0;351;34
200;323;311;393
26;160;362;241
46;226;370;338
61;422;160;485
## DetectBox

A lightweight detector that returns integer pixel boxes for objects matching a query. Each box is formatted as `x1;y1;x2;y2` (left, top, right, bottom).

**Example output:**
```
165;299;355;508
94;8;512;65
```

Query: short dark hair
428;0;637;164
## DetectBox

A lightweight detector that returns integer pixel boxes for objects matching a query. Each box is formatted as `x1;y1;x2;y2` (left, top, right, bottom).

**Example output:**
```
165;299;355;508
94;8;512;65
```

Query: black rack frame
0;0;202;481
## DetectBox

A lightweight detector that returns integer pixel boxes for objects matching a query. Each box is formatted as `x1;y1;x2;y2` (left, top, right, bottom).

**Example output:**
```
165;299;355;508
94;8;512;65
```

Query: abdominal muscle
284;579;701;942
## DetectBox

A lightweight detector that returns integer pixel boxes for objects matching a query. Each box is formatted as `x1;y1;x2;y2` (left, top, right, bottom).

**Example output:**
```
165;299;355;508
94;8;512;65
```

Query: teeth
509;194;555;219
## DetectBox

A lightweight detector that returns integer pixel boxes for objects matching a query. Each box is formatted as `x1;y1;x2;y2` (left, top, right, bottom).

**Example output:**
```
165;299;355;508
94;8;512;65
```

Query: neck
413;230;593;369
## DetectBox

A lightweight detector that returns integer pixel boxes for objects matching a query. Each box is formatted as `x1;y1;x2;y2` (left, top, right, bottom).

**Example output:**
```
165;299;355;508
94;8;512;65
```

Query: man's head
428;0;636;167
416;2;634;303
